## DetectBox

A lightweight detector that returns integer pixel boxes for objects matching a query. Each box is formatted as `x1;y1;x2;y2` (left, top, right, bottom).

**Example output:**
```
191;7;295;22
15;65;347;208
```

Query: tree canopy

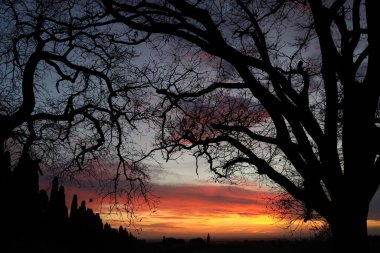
0;0;152;210
102;0;378;251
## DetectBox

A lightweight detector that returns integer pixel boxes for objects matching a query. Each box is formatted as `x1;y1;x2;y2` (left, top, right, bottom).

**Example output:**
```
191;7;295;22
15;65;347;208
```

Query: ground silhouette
141;237;380;253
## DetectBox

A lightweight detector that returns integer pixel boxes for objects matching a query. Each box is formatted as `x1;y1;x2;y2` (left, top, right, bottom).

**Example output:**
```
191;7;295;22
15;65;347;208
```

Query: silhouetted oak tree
0;0;152;213
102;0;378;252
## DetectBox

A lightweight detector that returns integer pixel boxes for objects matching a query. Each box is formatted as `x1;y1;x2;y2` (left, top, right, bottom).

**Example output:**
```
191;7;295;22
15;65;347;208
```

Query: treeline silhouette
142;237;379;253
1;152;143;253
161;234;211;251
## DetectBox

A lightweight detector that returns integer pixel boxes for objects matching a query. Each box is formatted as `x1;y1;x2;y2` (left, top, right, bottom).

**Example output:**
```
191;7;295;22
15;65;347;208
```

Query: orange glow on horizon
89;184;306;239
44;181;380;240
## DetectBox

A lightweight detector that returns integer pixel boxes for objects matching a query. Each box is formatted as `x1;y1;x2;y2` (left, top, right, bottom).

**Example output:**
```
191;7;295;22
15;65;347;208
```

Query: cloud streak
151;184;270;214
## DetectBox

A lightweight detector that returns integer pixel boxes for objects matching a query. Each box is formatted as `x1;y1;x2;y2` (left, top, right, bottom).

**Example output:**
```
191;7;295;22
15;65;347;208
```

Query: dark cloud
151;184;270;208
237;212;261;217
369;188;380;220
140;222;186;230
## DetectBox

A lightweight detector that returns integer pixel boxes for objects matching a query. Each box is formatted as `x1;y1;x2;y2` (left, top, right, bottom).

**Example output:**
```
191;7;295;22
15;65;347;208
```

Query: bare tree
0;0;153;217
102;0;378;251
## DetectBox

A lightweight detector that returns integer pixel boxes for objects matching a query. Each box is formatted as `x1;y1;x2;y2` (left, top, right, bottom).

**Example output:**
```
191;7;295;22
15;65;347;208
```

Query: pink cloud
153;184;269;205
167;92;269;145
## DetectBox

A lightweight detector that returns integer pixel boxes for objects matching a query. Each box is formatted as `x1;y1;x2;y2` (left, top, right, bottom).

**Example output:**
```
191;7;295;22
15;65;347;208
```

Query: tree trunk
329;206;369;253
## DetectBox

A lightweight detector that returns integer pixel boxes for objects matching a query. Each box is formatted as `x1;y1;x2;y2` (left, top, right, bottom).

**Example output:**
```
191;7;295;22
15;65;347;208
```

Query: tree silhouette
0;0;152;217
102;1;378;252
2;169;142;252
70;194;78;222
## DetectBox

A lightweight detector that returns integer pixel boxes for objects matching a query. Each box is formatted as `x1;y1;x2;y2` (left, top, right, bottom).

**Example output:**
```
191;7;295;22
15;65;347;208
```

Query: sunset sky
44;154;380;240
3;1;380;250
31;1;379;241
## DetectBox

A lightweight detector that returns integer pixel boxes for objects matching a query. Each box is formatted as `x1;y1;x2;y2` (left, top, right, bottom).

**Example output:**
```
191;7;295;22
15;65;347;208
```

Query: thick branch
156;82;249;98
6;51;41;132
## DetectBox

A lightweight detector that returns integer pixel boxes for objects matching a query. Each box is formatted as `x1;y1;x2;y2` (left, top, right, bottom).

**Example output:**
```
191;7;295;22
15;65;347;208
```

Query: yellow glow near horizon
368;220;380;227
98;205;305;239
79;201;380;239
62;182;380;240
